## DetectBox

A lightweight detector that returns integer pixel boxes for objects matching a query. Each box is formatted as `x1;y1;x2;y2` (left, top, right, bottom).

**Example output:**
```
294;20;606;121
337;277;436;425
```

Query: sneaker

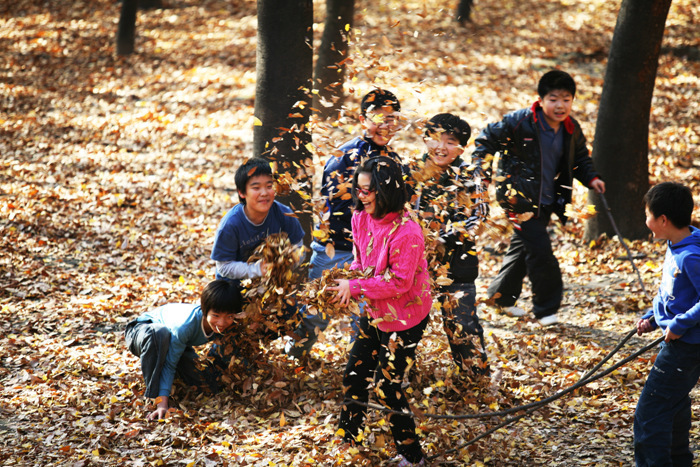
501;306;526;317
390;454;427;467
537;314;559;326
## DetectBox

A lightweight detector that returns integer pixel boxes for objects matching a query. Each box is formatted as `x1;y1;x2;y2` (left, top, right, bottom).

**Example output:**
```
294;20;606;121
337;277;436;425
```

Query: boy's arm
666;259;700;339
216;260;263;279
472;119;511;181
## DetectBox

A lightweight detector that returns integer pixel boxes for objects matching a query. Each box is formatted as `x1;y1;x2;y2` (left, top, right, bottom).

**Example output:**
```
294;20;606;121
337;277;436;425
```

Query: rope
599;192;652;301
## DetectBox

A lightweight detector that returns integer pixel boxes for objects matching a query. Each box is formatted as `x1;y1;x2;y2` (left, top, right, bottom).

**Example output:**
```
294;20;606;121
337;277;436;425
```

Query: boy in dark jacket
412;113;489;375
634;182;700;466
287;89;403;356
472;70;605;325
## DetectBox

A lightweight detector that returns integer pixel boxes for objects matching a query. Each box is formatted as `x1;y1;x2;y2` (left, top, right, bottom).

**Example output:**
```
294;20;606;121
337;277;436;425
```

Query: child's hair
352;156;407;218
360;89;401;116
424;113;471;147
200;279;243;316
234;158;273;203
644;182;694;229
538;70;576;98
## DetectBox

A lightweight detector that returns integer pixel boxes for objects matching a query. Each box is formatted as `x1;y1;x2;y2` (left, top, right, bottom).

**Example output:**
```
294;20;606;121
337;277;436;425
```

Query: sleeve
471;117;513;181
211;211;241;262
453;163;490;237
216;260;262;280
571;125;599;186
348;231;424;300
667;257;700;337
158;318;198;397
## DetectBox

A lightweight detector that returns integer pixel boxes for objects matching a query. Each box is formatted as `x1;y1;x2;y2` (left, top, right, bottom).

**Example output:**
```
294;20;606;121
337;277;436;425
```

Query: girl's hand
328;279;351;307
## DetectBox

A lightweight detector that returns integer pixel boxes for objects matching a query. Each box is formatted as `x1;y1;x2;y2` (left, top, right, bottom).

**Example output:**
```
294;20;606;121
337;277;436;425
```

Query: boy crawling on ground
124;279;241;420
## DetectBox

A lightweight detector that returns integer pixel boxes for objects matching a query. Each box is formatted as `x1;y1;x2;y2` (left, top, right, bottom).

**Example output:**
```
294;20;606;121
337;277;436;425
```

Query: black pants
338;314;429;463
487;207;562;318
440;282;488;373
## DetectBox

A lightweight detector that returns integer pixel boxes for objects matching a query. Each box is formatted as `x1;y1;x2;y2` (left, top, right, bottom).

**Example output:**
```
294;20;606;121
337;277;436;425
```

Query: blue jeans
288;243;358;356
634;339;700;467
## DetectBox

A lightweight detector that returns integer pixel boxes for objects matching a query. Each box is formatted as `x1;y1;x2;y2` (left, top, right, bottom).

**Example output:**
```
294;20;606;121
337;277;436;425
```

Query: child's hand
147;396;169;421
590;179;606;194
636;318;654;336
328;279;351;307
259;260;271;276
665;328;682;342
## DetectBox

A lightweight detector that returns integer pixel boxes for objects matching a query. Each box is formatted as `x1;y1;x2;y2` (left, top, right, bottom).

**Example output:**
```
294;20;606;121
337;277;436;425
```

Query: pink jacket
348;210;432;332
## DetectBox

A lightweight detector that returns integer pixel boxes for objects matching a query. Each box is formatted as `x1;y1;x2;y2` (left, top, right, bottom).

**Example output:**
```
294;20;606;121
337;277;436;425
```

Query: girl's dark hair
537;70;576;98
644;182;694;229
200;280;243;317
425;113;471;147
234;158;273;204
352;156;407;218
360;88;401;116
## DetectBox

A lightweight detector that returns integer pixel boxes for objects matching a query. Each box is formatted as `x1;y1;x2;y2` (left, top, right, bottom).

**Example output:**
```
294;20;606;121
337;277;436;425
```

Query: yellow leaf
253;117;263;126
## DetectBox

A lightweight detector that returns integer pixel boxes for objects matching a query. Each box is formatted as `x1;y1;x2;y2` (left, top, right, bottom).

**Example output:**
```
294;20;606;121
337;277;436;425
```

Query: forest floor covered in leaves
1;0;700;465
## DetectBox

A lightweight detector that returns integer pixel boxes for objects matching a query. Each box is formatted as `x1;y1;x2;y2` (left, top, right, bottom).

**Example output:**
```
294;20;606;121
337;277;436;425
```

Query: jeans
287;243;357;357
125;320;221;398
338;314;429;464
487;206;562;318
440;282;488;373
634;340;700;467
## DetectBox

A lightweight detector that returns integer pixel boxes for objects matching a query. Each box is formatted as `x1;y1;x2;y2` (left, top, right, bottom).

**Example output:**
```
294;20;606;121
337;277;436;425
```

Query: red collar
531;101;574;134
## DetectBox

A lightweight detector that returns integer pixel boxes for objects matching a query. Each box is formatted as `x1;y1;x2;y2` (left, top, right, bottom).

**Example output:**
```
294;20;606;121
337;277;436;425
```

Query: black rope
599;192;652;301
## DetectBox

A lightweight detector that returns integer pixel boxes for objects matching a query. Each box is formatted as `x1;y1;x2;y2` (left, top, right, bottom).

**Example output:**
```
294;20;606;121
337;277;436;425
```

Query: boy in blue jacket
472;70;605;325
634;182;700;466
124;279;242;420
286;89;403;356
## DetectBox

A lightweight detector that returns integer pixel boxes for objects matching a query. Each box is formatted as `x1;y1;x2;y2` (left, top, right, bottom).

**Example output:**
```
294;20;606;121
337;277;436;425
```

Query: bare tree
585;0;673;241
254;0;314;246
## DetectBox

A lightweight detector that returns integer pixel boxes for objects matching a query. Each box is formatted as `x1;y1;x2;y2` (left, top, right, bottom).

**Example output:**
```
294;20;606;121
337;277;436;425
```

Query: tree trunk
254;0;314;247
584;0;672;241
139;0;163;10
116;0;138;56
312;0;354;120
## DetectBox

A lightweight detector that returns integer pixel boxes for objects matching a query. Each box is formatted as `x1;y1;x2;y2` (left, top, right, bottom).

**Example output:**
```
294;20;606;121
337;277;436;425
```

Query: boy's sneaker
537;314;559;326
501;306;526;317
390;454;427;467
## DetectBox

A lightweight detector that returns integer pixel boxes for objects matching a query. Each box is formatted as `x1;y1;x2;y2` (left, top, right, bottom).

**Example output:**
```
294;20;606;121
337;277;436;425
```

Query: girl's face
356;172;377;217
204;310;236;334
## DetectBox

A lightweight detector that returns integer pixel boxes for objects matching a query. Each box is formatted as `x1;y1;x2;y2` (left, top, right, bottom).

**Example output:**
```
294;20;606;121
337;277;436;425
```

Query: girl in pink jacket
329;156;431;466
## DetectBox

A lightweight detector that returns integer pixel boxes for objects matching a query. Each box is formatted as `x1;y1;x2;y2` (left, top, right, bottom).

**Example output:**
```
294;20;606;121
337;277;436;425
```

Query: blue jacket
642;226;700;343
319;136;402;251
472;102;599;222
137;304;217;397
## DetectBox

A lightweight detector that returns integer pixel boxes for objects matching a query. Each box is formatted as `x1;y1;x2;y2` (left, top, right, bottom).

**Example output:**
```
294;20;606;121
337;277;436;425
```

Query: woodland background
1;0;699;465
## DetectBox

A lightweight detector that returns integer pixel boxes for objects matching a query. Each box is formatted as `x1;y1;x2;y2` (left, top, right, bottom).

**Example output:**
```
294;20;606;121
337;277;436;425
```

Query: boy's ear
238;189;246;201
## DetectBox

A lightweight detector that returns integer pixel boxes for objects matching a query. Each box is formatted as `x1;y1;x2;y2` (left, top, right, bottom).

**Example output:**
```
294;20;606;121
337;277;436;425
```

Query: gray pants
125;320;220;398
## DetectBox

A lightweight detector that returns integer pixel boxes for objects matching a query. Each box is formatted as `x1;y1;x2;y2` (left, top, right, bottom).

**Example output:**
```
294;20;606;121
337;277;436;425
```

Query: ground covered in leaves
2;0;700;465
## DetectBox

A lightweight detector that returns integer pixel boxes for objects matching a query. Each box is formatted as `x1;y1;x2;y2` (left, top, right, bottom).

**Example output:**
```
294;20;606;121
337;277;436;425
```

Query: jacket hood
531;101;575;134
669;226;700;252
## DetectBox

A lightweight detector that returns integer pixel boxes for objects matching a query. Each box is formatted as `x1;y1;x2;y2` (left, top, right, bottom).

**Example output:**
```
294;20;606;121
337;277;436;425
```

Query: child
287;88;403;357
124;279;242;420
210;158;318;353
472;69;606;325
412;113;489;376
328;157;431;467
634;182;700;466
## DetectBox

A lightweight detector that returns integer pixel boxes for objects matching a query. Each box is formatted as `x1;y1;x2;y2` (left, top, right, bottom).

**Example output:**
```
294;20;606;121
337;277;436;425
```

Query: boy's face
204;310;236;334
645;207;668;241
240;174;275;218
424;131;464;168
538;90;573;129
360;105;400;147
